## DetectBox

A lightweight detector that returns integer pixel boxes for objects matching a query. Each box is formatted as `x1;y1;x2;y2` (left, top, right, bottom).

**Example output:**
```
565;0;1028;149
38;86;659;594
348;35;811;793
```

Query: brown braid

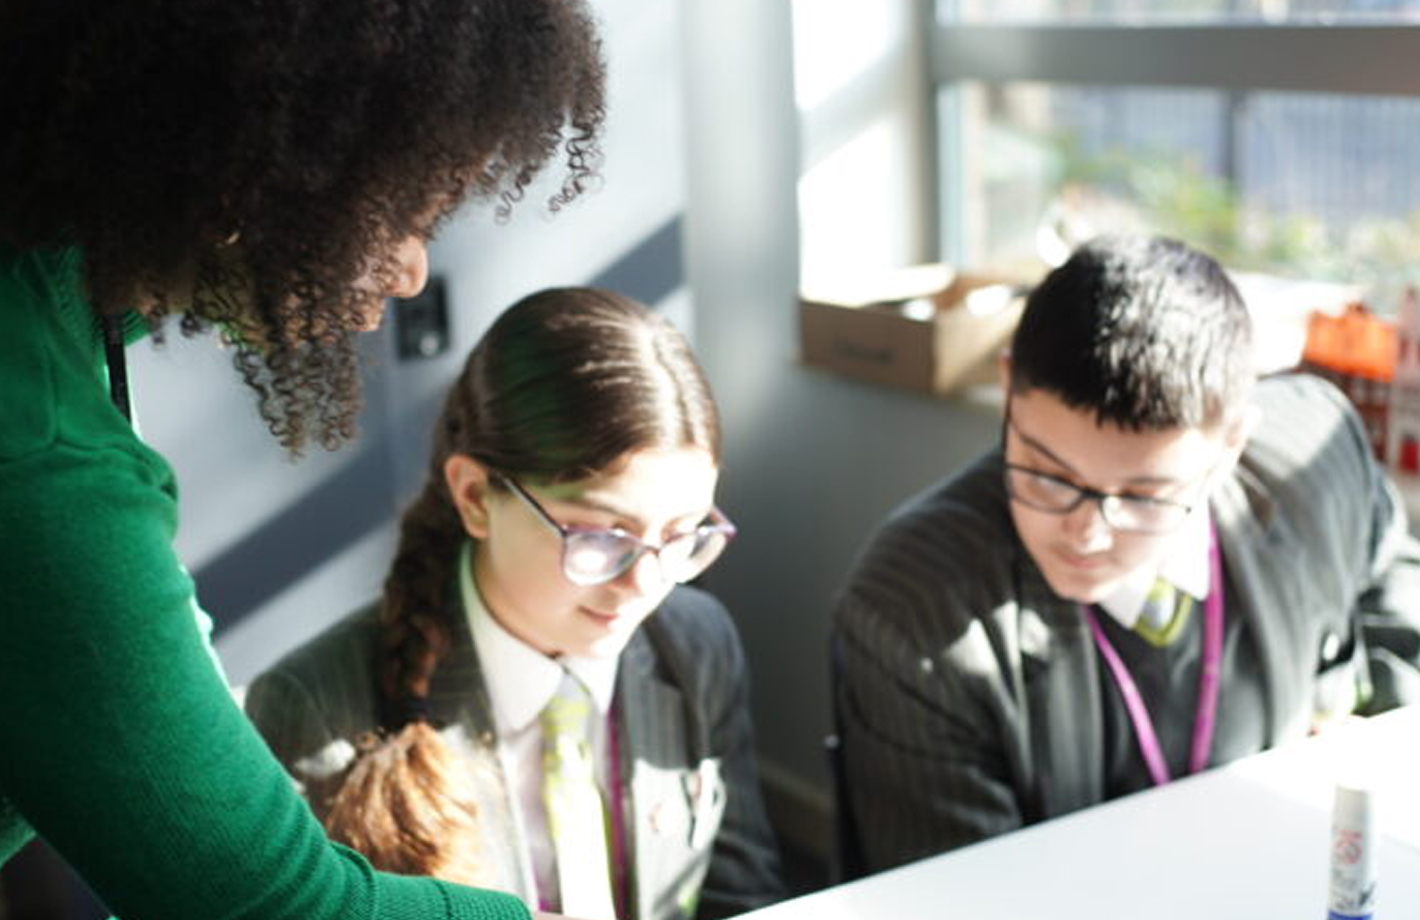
321;399;482;879
321;287;721;882
376;484;464;715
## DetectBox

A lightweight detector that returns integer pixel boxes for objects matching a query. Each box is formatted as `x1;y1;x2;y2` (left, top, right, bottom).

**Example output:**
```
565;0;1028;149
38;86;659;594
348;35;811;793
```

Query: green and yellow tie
541;675;616;920
1135;576;1195;648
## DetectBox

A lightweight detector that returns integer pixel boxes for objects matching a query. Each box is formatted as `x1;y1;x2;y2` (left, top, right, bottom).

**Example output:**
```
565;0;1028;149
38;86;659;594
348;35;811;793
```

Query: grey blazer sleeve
246;667;335;768
243;608;382;817
1360;501;1420;710
830;453;1050;875
833;552;1026;873
1248;375;1420;717
1324;382;1420;712
648;588;787;919
244;663;355;817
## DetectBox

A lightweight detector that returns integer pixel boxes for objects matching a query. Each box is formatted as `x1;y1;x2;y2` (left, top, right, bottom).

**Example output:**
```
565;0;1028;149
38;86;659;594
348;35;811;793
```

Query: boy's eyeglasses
498;475;737;586
1000;400;1216;535
1002;462;1194;535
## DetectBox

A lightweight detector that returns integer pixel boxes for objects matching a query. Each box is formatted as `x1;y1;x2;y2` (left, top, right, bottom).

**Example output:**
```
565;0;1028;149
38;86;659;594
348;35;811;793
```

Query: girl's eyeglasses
497;475;737;586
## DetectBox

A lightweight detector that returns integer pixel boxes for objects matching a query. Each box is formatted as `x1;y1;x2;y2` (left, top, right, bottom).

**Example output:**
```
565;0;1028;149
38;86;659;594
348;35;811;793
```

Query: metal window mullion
905;0;942;263
932;24;1420;97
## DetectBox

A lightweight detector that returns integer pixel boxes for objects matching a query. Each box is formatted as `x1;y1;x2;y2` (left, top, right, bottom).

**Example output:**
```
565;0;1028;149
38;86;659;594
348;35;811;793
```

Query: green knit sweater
0;246;530;920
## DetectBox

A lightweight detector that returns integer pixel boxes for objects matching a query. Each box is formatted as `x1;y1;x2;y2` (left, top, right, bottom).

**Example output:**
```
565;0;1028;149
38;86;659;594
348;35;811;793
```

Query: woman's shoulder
0;247;72;458
0;245;84;311
0;245;151;463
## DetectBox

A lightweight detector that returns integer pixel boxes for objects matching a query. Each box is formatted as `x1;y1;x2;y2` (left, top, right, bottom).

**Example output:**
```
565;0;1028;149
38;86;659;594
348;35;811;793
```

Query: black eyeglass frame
495;474;737;586
1001;461;1196;535
999;402;1214;536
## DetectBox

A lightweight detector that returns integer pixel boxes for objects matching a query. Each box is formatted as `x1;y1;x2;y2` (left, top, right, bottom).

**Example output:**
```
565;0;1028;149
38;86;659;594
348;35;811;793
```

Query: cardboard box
799;264;1032;396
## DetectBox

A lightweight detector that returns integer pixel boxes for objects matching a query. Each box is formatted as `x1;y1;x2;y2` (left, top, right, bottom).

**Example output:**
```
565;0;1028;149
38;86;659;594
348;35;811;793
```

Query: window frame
929;17;1420;262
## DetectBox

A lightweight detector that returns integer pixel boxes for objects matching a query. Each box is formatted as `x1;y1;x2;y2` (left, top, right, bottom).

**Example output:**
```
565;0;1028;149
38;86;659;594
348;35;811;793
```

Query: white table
745;707;1420;919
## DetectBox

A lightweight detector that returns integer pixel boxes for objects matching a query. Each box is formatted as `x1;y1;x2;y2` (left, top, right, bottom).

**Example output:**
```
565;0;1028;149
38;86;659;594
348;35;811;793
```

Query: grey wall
680;0;1000;846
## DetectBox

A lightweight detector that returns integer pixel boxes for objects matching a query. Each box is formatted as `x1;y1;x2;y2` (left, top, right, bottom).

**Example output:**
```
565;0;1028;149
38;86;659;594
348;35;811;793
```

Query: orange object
1299;302;1395;462
1302;303;1395;382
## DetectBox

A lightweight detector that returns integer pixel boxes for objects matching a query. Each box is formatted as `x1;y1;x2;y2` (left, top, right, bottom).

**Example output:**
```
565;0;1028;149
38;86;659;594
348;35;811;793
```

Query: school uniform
247;558;785;920
832;374;1420;872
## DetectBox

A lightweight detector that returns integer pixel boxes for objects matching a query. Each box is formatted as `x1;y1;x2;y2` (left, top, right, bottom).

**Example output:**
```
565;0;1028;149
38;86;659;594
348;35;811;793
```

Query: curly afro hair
0;0;606;452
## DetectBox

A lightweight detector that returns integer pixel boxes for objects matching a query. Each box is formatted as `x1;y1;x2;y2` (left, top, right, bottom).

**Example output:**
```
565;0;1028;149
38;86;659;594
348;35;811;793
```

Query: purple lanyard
1082;524;1224;787
607;705;629;918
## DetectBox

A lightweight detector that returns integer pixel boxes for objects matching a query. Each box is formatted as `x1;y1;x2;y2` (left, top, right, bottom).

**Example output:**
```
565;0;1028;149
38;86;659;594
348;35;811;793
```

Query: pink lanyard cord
1083;524;1225;787
608;705;630;917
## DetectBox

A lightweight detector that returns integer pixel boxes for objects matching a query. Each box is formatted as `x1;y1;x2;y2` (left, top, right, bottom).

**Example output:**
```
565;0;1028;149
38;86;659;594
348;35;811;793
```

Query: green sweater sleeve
0;444;531;920
0;248;530;920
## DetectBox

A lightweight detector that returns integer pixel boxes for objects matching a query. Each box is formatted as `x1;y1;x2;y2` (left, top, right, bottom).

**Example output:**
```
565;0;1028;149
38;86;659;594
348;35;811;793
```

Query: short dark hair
0;0;606;452
1009;234;1254;431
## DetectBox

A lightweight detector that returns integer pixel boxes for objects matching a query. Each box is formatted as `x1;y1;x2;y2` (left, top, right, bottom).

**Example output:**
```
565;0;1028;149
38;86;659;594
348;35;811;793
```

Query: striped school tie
541;675;616;920
1135;576;1195;647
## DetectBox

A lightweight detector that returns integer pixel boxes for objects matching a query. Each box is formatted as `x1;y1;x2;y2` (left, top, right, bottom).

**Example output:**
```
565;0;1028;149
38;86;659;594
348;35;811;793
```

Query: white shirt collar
1097;504;1212;629
458;541;619;734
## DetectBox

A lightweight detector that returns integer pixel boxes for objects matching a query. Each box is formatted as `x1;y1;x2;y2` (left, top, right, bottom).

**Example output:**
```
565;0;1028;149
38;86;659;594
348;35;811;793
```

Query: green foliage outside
1049;130;1420;289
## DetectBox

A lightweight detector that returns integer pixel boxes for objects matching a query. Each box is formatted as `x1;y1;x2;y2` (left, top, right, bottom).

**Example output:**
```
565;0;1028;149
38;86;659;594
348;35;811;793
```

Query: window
792;0;938;292
947;0;1420;23
956;83;1420;289
932;6;1420;307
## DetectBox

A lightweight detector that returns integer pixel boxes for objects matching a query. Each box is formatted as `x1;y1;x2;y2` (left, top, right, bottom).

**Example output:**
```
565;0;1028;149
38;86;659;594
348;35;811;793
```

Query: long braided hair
322;287;721;882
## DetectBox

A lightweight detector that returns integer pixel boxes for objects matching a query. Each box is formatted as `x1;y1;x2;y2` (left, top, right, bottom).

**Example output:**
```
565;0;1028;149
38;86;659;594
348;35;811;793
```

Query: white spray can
1328;781;1377;920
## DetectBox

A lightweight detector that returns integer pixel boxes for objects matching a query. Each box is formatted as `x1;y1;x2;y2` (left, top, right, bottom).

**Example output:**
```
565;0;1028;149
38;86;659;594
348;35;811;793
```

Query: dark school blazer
246;584;786;920
833;374;1420;872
